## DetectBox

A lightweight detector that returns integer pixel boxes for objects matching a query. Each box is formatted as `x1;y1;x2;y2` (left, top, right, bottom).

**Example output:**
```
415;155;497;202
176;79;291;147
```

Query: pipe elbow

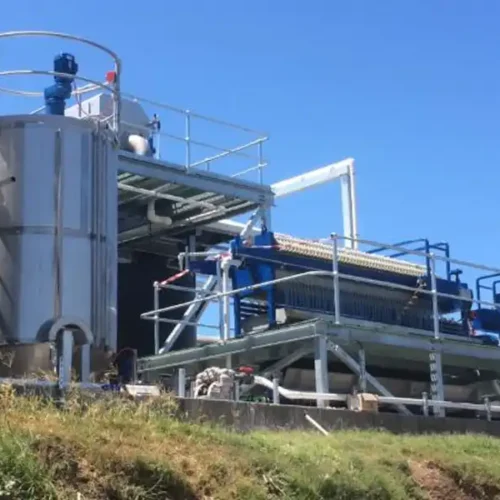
147;200;172;226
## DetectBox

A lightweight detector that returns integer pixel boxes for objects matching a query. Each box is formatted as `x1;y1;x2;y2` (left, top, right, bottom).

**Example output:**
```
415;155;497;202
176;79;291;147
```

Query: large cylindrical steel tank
0;115;117;374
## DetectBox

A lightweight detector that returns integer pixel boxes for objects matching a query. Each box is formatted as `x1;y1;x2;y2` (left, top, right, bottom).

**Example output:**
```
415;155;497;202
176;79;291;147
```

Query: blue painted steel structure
368;238;453;281
470;273;500;344
188;230;486;343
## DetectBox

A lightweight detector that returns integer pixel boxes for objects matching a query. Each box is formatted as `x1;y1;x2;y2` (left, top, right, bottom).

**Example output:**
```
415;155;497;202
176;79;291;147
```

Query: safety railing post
185;111;191;169
153;281;160;355
221;259;232;368
430;254;440;341
429;253;445;417
216;259;224;341
258;140;264;184
331;233;341;324
358;347;367;392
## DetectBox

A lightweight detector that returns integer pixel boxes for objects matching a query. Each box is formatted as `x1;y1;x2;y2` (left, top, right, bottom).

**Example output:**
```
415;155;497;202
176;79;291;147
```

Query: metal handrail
119;120;265;162
144;234;500;351
0;31;268;182
121;91;266;136
476;273;500;304
142;265;484;320
181;233;500;278
338;233;500;275
0;70;115;97
0;31;122;131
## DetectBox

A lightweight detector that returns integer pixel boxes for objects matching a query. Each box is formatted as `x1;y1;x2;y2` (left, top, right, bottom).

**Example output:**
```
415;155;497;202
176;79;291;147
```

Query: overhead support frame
203;157;358;247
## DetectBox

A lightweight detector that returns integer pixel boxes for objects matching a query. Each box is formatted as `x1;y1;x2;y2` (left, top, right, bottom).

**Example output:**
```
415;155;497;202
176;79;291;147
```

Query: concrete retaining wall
177;398;500;436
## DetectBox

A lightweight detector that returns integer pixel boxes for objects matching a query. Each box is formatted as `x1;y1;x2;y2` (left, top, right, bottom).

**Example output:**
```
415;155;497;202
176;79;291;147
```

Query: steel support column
358;347;367;392
314;335;330;408
57;329;74;389
429;351;445;417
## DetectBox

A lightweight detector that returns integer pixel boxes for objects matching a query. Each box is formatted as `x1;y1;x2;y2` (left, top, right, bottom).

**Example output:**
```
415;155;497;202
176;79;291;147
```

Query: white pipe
147;199;172;226
271;158;353;198
348;160;359;248
252;376;500;414
339;161;358;250
253;375;347;402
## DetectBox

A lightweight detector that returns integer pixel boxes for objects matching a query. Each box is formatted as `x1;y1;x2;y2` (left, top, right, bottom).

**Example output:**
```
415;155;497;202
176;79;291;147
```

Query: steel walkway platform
115;151;274;253
136;317;500;375
137;320;323;373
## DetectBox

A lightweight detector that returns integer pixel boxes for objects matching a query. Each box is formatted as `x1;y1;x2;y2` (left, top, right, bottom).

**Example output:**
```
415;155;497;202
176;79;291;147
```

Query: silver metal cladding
0;115;117;351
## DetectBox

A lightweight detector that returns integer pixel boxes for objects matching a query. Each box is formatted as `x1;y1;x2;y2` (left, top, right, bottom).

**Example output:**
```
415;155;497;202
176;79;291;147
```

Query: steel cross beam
159;276;218;354
239;345;314;397
325;339;412;416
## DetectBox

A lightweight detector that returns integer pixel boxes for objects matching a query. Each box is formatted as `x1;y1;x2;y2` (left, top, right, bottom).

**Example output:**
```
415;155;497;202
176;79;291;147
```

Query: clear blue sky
1;1;499;285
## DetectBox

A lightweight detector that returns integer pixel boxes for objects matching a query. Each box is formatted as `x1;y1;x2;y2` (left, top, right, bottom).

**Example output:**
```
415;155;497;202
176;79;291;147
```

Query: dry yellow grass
1;386;500;499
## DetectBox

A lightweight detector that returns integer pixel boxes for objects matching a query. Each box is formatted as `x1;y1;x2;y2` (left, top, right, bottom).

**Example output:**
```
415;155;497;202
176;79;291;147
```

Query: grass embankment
0;388;499;500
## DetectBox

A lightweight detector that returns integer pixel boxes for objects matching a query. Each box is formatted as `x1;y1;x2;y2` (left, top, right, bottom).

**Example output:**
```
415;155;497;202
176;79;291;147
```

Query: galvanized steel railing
0;31;268;183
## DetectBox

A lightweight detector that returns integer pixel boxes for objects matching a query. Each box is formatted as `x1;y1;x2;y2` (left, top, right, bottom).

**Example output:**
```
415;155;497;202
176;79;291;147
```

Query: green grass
0;386;499;499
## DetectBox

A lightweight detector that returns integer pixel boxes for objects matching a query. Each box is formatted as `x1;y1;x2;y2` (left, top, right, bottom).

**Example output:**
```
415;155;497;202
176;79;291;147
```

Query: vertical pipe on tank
53;129;63;319
90;131;99;342
105;132;118;352
93;132;102;346
97;131;108;342
91;126;107;350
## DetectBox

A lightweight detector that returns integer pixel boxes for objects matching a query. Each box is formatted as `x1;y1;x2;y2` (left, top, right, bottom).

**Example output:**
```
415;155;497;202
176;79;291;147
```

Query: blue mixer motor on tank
44;53;79;115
